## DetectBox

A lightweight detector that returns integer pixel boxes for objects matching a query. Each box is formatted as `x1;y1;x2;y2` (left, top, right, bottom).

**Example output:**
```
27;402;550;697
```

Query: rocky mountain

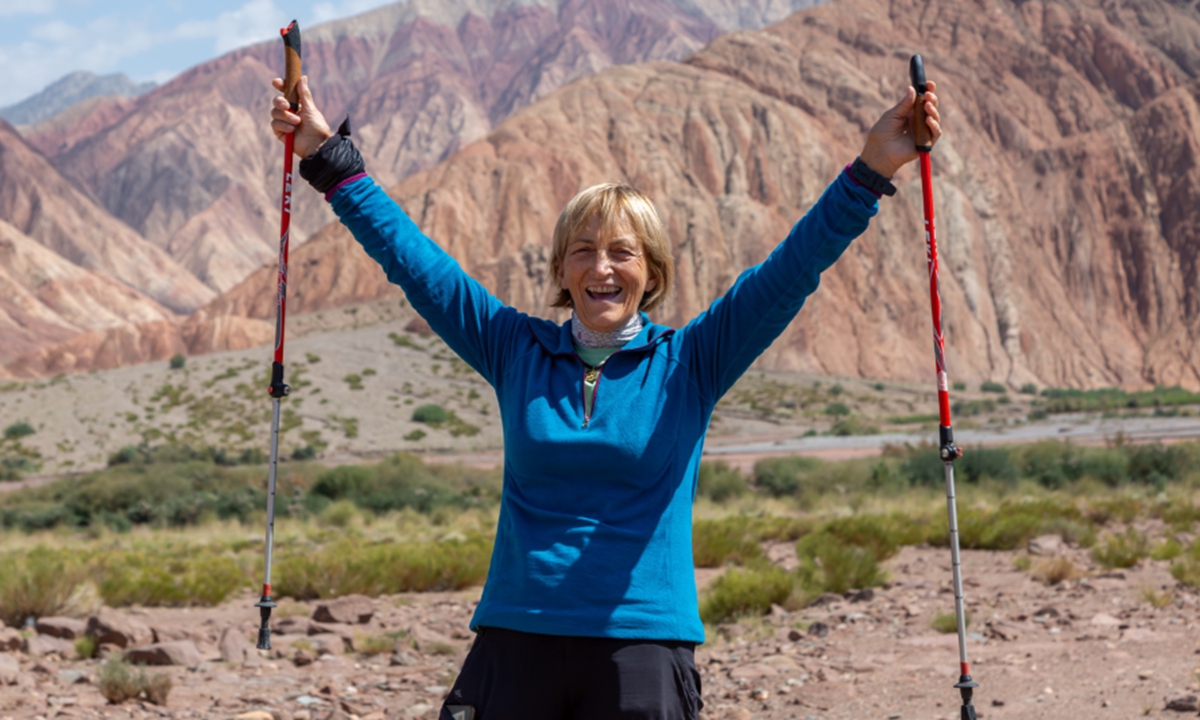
0;71;154;127
0;120;214;315
189;0;1200;391
28;0;820;296
0;219;175;367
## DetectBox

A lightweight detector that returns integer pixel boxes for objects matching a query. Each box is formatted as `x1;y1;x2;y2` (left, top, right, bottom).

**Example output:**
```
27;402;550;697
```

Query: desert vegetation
0;438;1197;633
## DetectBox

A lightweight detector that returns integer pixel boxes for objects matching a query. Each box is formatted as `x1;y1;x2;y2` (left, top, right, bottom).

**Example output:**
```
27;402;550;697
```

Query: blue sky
0;0;397;107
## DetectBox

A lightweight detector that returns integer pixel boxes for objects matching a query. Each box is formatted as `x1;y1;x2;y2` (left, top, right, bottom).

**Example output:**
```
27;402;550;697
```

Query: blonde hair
549;183;674;313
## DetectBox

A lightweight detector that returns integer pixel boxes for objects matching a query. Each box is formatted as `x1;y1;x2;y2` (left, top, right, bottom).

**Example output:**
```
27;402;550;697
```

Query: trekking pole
910;54;978;720
256;19;302;652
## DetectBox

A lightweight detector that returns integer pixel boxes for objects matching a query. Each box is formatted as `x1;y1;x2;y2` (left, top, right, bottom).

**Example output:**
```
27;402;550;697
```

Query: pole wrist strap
299;117;365;195
849;156;897;197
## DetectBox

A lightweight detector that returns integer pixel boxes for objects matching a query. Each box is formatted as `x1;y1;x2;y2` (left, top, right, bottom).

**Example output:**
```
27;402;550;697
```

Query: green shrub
0;546;88;626
952;382;966;391
692;518;763;568
1019;383;1038;395
75;635;97;659
696;461;748;503
306;453;499;515
168;354;186;370
292;444;318;461
1151;537;1183;561
1126;443;1192;487
699;563;794;624
824;402;851;416
831;416;879;436
3;422;34;440
754;456;820;497
1170;540;1200;588
404;429;427;441
95;548;247;607
412;404;451;424
829;384;844;396
274;535;492;599
932;610;969;633
1092;528;1149;569
980;381;1006;393
958;446;1017;484
1159;502;1200;531
344;373;364;391
1085;497;1141;525
796;532;886;594
952;399;996;417
98;659;142;703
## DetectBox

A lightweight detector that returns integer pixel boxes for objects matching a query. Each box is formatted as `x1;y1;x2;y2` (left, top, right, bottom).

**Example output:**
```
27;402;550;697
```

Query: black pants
438;627;703;720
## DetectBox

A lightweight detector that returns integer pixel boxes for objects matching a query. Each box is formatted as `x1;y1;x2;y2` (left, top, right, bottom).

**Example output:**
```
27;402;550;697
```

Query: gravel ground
1;539;1196;720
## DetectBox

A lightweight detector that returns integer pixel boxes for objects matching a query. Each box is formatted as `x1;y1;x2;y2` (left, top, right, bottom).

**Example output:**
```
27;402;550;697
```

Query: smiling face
558;214;657;333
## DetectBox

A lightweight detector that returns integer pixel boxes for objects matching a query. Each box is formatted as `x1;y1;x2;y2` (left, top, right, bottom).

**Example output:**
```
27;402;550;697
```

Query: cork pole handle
281;21;302;111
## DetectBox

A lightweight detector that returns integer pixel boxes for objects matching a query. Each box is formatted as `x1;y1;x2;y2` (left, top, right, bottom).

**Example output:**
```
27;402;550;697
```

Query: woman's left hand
858;80;941;179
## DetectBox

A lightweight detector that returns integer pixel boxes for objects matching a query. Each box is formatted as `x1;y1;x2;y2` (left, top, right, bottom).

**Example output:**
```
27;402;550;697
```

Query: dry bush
98;658;172;705
1031;557;1083;585
98;659;141;703
932;610;970;634
1141;587;1174;609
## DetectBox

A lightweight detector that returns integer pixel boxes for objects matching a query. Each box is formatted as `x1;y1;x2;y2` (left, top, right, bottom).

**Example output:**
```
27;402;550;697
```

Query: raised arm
683;82;942;401
270;77;523;385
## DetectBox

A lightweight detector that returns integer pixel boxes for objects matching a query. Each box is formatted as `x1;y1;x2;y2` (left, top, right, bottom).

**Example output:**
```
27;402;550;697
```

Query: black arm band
299;117;365;195
849;156;897;197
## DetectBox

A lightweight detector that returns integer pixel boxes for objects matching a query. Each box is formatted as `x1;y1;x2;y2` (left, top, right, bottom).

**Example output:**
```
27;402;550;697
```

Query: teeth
587;286;620;294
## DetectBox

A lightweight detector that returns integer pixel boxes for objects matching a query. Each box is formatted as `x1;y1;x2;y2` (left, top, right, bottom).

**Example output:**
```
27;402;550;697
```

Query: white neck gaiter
571;312;644;348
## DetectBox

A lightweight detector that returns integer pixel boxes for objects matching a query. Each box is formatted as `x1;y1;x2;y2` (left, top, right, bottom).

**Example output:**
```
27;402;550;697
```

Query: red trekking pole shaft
911;54;978;720
256;19;301;652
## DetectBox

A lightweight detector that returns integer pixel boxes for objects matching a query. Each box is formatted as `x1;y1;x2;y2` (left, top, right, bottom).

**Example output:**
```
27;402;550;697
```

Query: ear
645;275;658;293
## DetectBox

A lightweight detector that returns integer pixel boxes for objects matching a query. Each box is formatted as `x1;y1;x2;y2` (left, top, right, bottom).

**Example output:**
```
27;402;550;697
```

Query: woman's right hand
270;75;333;160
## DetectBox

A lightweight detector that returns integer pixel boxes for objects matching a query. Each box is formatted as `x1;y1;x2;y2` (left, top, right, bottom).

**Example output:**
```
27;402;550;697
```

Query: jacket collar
528;312;674;356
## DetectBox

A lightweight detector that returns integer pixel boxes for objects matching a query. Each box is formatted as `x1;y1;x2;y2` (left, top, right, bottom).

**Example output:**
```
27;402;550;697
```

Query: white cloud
0;15;160;107
310;0;396;25
0;1;58;18
175;0;288;54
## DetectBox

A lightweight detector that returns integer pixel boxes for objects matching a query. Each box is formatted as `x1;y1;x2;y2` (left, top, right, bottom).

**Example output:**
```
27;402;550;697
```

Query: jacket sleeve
328;176;523;386
681;171;879;402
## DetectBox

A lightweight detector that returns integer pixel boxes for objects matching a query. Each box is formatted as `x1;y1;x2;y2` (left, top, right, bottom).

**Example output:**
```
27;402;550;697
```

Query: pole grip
281;21;302;110
910;54;933;152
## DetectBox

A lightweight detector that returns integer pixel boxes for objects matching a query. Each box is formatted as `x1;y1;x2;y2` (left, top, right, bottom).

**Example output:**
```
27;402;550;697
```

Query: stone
407;624;454;652
1028;535;1064;556
1165;695;1199;712
807;621;830;638
34;617;87;640
0;653;19;685
85;608;152;648
151;624;200;643
309;634;346;657
0;628;21;652
274;617;314;635
294;648;316;667
846;588;875;603
218;627;254;664
1091;613;1121;626
125;640;203;667
311;595;374;625
390;651;417;667
24;635;76;659
57;670;87;685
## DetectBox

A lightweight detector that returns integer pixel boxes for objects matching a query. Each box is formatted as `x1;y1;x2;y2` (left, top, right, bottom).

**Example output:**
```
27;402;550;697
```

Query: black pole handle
281;21;302;111
909;54;932;152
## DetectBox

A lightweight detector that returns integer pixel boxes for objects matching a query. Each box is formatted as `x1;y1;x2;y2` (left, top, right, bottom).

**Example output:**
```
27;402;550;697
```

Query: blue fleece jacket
329;172;878;643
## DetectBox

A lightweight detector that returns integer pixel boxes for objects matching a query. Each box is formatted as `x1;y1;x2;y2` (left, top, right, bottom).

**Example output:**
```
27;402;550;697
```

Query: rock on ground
35;616;87;639
125;640;202;667
85;606;152;648
312;595;374;625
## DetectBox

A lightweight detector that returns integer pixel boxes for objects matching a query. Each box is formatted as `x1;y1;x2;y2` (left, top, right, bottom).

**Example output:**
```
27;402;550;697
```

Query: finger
891;85;917;117
272;77;284;91
926;79;937;93
297;76;318;115
928;117;942;142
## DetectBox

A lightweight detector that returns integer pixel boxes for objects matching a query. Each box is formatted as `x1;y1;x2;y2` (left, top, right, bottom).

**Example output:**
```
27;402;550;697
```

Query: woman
271;74;939;720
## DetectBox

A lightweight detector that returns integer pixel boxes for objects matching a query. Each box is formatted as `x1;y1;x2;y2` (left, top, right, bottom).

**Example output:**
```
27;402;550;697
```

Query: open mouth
586;286;622;302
